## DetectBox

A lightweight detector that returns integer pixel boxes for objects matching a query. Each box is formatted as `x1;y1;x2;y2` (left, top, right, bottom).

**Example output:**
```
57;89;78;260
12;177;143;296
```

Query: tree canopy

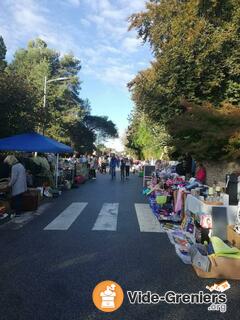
126;0;240;160
0;35;7;71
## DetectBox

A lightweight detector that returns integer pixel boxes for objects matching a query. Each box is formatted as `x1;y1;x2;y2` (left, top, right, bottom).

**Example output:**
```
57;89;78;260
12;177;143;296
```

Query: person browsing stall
185;162;207;190
195;162;206;184
4;155;27;216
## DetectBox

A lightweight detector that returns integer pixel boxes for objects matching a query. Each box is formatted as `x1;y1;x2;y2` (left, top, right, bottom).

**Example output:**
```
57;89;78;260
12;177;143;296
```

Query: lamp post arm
47;76;73;83
43;76;47;108
42;75;78;135
42;76;47;135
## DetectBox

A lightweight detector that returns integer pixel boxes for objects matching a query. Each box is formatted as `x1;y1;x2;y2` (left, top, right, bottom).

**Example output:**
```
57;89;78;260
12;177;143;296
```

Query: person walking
89;156;97;180
125;158;130;179
98;157;103;173
4;155;27;217
101;156;107;174
120;158;126;181
109;154;118;180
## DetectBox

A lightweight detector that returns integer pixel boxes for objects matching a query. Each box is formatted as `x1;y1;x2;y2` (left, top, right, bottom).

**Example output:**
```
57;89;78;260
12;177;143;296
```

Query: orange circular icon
92;280;124;312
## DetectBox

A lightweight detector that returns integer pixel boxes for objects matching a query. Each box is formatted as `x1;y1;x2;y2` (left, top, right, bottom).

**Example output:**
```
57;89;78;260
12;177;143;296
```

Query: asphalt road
0;173;239;320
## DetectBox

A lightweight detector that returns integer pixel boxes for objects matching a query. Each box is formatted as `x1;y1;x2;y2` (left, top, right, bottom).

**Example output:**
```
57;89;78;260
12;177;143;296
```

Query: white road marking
92;203;119;231
135;203;164;233
44;202;88;230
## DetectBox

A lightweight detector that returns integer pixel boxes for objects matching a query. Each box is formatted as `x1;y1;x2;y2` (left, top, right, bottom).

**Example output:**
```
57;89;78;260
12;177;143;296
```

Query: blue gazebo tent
0;132;73;153
0;132;73;187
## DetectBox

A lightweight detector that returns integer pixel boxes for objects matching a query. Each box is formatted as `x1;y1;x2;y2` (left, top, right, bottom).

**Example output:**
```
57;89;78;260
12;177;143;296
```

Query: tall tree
0;35;7;71
67;114;118;153
9;38;81;134
126;0;240;160
0;70;37;137
84;115;118;141
0;37;118;153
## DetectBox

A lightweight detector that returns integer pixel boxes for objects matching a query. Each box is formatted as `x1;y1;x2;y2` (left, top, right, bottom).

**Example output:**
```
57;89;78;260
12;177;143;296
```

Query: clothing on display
142;160;239;279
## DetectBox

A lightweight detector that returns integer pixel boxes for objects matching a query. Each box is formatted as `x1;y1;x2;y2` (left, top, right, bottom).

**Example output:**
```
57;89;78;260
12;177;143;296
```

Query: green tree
0;35;7;71
0;37;118;153
84;115;118;141
0;70;37;137
67;121;95;153
126;0;240;160
67;115;118;153
9;38;81;134
125;110;170;159
168;100;240;160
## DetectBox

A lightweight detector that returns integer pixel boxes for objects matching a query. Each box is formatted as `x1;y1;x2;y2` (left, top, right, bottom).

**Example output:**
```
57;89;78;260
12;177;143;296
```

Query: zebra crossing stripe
44;202;88;230
135;203;164;233
92;203;119;231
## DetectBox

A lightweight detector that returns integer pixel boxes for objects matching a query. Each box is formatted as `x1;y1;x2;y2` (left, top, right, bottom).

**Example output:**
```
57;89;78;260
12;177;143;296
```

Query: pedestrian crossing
92;203;119;231
44;203;87;230
135;204;164;233
43;202;164;233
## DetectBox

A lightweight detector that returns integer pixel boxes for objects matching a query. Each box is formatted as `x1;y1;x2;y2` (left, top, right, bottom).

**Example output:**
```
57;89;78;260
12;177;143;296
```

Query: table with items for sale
143;161;240;280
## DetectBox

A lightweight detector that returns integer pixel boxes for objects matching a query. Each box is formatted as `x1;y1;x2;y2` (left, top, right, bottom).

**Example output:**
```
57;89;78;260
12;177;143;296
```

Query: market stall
143;160;240;280
0;132;73;219
58;158;89;189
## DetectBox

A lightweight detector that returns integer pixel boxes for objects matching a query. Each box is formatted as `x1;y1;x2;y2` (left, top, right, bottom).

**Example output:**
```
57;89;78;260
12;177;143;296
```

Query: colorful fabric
174;189;183;213
200;215;212;229
210;236;240;259
195;167;206;183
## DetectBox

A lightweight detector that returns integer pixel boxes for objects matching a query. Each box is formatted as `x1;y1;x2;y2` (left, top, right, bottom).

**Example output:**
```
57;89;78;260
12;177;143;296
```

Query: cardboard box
227;225;240;249
193;255;240;280
190;245;210;272
21;189;41;211
28;188;42;202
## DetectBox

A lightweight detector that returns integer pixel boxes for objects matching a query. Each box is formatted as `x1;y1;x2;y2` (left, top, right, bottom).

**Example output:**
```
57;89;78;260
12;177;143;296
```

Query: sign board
143;165;155;187
144;165;155;177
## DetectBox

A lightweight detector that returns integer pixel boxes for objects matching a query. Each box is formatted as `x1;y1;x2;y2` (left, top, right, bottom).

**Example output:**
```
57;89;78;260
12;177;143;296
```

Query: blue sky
0;0;152;150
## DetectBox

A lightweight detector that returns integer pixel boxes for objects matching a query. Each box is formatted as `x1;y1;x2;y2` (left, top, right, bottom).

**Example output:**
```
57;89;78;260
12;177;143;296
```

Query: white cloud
80;18;91;27
1;0;149;90
100;65;134;87
101;8;126;20
104;56;122;65
98;44;120;54
84;0;111;12
87;14;105;26
122;36;141;53
118;0;147;12
0;0;82;57
95;0;112;11
66;0;81;7
13;6;47;32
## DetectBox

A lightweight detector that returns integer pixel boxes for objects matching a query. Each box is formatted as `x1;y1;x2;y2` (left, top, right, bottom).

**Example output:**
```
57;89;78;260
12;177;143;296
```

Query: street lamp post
42;75;75;188
42;76;73;135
